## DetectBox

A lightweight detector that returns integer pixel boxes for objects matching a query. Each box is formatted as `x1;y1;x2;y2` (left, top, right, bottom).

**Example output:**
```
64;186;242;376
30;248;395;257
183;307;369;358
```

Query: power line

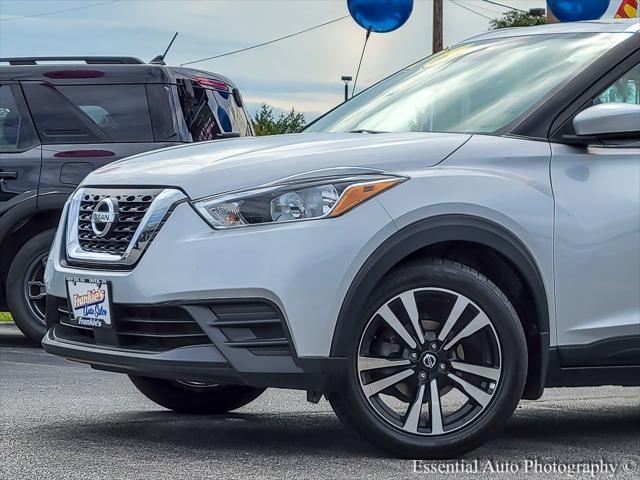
461;0;505;14
480;0;528;14
0;0;120;22
451;0;494;20
181;15;350;66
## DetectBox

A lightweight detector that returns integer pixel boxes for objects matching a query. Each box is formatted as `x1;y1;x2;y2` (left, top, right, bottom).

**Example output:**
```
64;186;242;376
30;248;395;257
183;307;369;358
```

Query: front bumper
43;195;396;387
43;295;346;389
42;327;230;381
45;198;397;357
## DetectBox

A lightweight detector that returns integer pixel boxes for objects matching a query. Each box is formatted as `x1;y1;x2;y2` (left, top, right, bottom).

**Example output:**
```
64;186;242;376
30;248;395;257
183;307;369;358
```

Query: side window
177;81;252;141
211;89;251;136
178;82;223;142
0;85;36;152
594;64;640;105
23;83;154;144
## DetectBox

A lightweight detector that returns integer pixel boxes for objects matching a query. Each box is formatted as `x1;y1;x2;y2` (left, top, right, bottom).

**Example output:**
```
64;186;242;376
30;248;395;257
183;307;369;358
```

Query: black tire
329;258;527;458
6;229;55;343
129;375;266;414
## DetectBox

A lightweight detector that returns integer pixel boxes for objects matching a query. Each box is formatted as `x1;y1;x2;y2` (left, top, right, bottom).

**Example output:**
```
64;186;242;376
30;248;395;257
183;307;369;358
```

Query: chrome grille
77;189;162;255
66;187;186;268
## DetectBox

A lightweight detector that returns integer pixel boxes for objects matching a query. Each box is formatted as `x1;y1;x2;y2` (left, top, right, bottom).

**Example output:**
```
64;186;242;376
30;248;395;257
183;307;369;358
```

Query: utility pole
433;0;443;54
546;1;559;23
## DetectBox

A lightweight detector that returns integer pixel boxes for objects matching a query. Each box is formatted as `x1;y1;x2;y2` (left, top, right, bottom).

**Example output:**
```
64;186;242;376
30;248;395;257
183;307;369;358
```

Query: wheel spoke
27;281;46;300
447;373;492;408
429;378;444;434
403;383;425;433
450;361;500;382
378;305;418;349
443;311;490;351
358;287;502;438
437;295;468;342
362;368;414;397
399;292;424;344
358;356;411;372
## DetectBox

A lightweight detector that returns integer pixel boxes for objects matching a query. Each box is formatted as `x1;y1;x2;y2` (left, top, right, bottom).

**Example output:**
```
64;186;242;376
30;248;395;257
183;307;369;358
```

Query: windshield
306;33;631;135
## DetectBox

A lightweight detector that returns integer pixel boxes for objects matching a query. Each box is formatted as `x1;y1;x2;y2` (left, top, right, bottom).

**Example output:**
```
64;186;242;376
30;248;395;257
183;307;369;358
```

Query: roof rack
0;56;145;66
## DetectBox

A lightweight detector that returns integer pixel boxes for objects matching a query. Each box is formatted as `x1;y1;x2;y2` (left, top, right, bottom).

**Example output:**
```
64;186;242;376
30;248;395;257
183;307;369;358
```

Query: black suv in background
0;56;253;341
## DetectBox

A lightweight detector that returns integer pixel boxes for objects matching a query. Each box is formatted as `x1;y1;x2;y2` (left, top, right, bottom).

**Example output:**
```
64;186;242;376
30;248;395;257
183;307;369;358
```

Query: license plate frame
65;277;113;328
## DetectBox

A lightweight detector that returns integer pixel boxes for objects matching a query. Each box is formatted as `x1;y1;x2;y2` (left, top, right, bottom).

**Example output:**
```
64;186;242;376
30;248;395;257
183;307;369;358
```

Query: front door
551;63;640;367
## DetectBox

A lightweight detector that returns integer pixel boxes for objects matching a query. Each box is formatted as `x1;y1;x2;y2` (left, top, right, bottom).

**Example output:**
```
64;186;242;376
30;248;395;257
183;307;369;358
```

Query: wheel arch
330;214;550;400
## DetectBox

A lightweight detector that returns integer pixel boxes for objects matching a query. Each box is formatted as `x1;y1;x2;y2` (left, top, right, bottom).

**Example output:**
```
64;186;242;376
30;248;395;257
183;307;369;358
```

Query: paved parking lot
1;323;638;479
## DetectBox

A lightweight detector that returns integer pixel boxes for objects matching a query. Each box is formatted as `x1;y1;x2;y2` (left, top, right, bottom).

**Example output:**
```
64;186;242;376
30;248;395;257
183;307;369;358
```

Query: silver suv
42;20;640;458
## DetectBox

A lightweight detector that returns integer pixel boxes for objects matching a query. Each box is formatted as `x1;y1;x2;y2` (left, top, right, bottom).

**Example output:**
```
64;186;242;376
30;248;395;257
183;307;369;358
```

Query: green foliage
0;312;13;322
253;104;306;136
489;10;547;30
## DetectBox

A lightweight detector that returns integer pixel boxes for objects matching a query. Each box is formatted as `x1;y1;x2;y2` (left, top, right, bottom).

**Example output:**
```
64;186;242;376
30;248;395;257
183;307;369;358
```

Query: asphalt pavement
1;323;638;480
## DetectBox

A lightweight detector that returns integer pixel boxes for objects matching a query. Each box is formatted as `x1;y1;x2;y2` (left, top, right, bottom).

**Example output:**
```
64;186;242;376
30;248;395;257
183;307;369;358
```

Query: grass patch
0;312;13;323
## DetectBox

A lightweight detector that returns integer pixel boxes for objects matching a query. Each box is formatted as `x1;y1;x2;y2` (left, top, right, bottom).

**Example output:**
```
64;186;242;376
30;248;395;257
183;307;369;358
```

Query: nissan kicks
42;20;639;458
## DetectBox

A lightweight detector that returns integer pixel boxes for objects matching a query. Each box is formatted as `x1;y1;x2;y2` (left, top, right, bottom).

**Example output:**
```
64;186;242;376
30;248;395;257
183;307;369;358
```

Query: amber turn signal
330;179;403;217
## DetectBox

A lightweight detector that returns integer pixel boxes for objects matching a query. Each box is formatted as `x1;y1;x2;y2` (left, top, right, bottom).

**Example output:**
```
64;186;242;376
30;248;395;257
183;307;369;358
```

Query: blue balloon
347;0;414;33
548;0;610;22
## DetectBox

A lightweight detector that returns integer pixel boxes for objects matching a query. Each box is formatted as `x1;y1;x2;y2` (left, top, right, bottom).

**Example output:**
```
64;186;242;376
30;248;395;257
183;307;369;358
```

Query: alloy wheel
357;287;502;436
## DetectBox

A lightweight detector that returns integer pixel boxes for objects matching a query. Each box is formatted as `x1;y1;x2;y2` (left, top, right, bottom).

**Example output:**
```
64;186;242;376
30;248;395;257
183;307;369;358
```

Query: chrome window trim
65;188;186;266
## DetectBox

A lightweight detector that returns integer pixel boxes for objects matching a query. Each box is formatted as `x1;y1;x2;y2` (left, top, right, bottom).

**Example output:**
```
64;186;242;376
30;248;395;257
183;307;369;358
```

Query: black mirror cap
562;130;640;146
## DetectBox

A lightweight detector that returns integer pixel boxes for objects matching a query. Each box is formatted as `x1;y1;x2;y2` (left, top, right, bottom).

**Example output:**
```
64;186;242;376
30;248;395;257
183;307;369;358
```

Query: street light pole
433;0;443;54
341;75;353;102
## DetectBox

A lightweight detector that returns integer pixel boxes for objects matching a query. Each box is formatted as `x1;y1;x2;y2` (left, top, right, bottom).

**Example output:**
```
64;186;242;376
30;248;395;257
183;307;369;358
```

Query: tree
252;104;306;136
489;10;547;30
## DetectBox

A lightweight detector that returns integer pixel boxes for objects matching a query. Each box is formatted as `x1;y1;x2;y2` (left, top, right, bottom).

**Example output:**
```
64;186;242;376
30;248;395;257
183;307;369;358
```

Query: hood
85;132;470;199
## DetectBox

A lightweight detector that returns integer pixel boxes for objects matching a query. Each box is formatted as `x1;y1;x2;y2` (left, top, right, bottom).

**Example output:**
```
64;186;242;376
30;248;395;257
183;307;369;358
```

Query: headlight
193;174;406;229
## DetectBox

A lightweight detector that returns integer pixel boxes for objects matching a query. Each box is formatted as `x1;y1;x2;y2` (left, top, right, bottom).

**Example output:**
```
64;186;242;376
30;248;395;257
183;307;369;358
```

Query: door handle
0;171;18;180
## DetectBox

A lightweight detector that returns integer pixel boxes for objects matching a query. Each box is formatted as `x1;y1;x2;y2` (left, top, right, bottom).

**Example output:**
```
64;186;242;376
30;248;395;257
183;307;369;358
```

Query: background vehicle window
23;83;153;144
178;82;224;141
212;89;251;136
56;85;153;142
595;64;640;105
0;86;21;151
178;82;251;140
0;85;36;152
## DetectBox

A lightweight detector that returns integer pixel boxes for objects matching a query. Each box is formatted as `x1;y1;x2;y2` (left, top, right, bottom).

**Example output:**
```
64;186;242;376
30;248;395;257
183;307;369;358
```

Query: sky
0;0;627;121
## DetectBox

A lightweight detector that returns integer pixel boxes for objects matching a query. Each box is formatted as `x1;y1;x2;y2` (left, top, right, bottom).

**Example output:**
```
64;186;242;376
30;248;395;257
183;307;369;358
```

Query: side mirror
565;103;640;145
